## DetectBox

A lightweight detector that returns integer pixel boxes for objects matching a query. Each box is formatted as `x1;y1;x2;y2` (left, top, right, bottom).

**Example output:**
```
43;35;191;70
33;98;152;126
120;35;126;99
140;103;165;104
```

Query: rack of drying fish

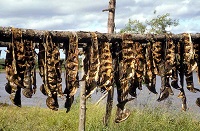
0;27;200;123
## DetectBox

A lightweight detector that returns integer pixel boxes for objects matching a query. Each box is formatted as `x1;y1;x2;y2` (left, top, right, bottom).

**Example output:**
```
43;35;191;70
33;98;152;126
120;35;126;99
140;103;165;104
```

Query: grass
0;102;200;131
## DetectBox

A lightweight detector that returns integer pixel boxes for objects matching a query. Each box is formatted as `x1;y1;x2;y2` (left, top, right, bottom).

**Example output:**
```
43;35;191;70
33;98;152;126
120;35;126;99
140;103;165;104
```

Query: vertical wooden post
106;0;116;34
103;0;116;126
79;56;86;131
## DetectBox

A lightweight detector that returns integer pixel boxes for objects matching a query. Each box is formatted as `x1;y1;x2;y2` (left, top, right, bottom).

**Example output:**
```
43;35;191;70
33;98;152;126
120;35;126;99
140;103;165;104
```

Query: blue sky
0;0;199;58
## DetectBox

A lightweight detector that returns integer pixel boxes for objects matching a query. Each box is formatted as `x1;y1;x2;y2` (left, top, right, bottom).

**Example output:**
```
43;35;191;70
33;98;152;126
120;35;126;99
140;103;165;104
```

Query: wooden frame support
1;27;200;47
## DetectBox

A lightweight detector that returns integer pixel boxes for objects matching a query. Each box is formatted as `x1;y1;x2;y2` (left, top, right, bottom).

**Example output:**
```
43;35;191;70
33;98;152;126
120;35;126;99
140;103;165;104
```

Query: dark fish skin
22;38;36;98
144;42;157;94
157;88;169;102
146;75;157;94
163;34;175;96
98;36;113;92
128;79;138;98
196;98;200;107
135;42;145;90
114;35;135;123
6;28;36;106
157;74;172;102
6;28;22;106
65;95;74;113
177;38;188;111
153;40;171;102
183;33;200;93
115;108;130;123
46;94;59;111
85;32;100;97
197;45;200;84
120;34;135;102
65;33;79;97
165;34;176;76
121;34;135;80
152;41;163;75
157;77;174;102
183;33;196;72
171;41;180;91
157;34;179;102
193;40;200;84
112;41;128;107
82;46;89;94
38;32;62;111
64;33;79;112
185;71;199;93
10;87;21;107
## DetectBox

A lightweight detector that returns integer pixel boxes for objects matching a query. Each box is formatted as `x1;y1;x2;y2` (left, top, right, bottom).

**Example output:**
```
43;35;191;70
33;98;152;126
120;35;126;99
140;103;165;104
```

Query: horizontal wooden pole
0;42;88;49
0;26;200;46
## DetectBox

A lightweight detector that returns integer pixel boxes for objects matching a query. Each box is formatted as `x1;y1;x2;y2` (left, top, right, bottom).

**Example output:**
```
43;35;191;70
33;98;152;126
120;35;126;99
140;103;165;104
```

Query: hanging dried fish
183;33;199;93
120;34;136;98
115;74;131;123
121;34;135;80
118;61;130;98
134;42;145;90
85;32;100;98
115;60;133;123
163;34;175;97
152;40;168;101
194;39;200;107
171;39;180;90
5;35;21;107
114;34;136;123
38;32;62;111
152;41;163;75
143;42;157;94
178;34;200;109
98;35;113;92
5;28;36;107
156;38;173;102
193;39;200;84
38;41;46;94
22;30;37;98
6;28;23;107
109;40;131;123
64;32;79;112
176;39;187;111
165;34;176;75
196;98;200;107
82;46;89;88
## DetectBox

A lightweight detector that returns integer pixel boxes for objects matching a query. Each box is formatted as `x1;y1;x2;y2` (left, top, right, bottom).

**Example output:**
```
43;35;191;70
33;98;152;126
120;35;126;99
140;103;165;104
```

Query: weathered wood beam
0;41;88;49
1;27;200;44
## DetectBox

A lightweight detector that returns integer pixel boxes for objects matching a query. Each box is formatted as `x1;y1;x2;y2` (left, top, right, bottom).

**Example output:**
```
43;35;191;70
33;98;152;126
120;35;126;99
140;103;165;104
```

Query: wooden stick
79;56;86;131
104;0;116;126
95;92;108;106
79;80;86;131
1;26;200;44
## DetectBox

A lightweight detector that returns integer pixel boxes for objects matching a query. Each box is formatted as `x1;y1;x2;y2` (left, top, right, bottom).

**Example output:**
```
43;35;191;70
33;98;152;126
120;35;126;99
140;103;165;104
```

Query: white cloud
0;0;199;33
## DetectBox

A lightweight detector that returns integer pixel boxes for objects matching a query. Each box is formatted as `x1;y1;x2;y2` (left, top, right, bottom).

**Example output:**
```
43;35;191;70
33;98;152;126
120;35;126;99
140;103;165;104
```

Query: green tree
120;10;179;34
120;19;147;34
